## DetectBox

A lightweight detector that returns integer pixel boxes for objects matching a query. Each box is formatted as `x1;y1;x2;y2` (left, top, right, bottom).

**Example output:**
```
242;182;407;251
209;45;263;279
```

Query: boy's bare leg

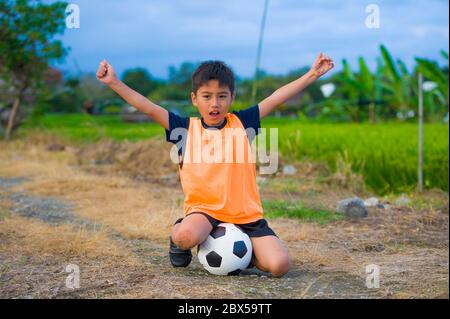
251;236;290;277
171;213;213;250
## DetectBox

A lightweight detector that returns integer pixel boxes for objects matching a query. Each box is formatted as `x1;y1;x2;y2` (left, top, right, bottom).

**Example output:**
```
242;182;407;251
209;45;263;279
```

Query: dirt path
0;137;448;299
0;177;382;298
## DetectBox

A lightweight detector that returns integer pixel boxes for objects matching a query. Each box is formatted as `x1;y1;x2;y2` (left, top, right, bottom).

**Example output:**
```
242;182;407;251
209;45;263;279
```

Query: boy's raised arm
96;60;169;130
258;53;334;118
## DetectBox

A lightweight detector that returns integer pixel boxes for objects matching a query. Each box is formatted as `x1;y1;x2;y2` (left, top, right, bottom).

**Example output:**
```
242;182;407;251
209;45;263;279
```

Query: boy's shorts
187;212;277;238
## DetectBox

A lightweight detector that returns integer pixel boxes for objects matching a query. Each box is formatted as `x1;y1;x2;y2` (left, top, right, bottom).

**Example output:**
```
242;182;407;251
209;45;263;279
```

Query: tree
122;68;160;97
380;45;413;115
415;50;449;120
337;59;361;121
0;0;68;139
148;62;199;103
168;62;199;87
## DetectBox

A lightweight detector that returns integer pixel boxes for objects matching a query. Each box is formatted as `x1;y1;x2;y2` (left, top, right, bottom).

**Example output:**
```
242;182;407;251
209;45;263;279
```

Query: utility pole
418;73;424;192
251;0;269;105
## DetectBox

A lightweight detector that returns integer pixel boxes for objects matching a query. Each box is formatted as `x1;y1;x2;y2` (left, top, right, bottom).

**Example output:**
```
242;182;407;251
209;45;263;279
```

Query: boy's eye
201;95;227;99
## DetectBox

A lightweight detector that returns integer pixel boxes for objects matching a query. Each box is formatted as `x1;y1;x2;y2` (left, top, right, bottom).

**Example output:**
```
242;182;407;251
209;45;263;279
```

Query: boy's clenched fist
310;53;334;78
96;59;117;85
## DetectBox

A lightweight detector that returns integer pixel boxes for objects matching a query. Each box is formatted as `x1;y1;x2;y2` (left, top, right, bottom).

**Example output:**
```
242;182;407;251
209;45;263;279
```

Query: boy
96;53;334;277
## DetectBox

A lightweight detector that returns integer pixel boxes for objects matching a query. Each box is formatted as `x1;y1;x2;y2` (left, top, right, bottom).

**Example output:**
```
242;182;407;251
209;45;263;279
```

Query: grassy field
270;119;449;194
262;199;343;224
19;113;449;194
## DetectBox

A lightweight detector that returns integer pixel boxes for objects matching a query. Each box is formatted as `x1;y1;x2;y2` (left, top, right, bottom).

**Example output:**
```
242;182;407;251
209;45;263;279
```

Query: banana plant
336;57;384;122
380;45;413;113
415;50;449;111
373;57;384;115
336;59;363;121
358;57;376;122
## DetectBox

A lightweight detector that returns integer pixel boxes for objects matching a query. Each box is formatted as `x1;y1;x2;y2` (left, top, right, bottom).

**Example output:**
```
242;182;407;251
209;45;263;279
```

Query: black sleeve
165;112;189;163
165;111;189;144
232;105;261;143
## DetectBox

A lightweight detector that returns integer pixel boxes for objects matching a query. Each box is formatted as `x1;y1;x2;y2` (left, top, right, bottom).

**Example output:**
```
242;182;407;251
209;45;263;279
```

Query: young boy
96;53;334;277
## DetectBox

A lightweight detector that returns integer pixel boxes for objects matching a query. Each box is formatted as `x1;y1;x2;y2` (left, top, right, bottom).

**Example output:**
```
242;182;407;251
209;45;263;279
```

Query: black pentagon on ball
227;269;242;276
233;240;248;258
206;251;222;267
210;226;226;239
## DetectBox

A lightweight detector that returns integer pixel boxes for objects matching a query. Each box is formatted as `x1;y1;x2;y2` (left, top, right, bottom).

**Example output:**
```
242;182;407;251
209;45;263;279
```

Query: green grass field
268;118;449;194
19;113;449;194
262;200;342;224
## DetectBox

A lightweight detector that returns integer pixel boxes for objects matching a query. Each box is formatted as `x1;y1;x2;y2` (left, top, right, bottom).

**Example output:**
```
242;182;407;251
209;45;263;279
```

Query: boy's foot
169;218;192;267
169;236;192;267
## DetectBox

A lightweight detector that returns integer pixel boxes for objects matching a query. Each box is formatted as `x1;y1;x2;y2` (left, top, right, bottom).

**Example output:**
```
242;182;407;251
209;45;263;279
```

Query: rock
248;288;257;294
376;203;385;209
47;143;65;152
92;159;113;165
282;165;297;175
336;198;368;218
395;195;411;206
364;197;379;207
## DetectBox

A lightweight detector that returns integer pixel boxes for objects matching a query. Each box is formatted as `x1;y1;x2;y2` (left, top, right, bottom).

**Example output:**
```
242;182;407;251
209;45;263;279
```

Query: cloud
412;25;449;39
52;0;449;78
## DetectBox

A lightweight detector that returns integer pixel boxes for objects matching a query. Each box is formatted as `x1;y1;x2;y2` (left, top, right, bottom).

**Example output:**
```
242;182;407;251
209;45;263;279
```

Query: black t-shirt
165;105;261;159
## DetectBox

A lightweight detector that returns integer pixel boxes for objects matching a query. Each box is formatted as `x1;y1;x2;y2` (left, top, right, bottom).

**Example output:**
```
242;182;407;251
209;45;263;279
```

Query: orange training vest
179;112;263;224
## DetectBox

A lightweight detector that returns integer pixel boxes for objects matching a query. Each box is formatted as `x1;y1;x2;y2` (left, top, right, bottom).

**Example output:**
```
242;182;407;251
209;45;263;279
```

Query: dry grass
322;151;366;194
0;198;14;217
270;218;326;242
21;173;182;240
0;135;78;180
0;215;135;262
265;218;334;269
75;137;178;184
1;134;183;241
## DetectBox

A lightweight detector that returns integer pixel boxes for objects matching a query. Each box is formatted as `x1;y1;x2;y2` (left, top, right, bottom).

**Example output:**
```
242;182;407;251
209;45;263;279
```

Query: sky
51;0;449;80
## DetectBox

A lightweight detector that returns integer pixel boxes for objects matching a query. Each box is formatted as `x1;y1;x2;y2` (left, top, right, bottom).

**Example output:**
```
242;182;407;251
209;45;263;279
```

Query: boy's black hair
191;61;235;95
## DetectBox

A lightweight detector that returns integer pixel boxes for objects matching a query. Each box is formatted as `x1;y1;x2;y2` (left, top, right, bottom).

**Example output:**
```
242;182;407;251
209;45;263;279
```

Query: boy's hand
96;59;118;85
258;52;334;117
309;53;334;78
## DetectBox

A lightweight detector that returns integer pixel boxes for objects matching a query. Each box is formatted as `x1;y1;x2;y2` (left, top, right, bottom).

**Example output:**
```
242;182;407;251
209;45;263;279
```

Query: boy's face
191;79;235;126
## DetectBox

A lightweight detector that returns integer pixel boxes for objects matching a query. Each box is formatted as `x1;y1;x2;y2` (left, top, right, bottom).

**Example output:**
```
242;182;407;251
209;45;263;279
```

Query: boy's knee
171;226;197;250
268;256;290;278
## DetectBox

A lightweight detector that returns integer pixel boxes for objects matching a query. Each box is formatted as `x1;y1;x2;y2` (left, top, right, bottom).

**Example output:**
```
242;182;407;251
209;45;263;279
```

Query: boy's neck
201;117;227;129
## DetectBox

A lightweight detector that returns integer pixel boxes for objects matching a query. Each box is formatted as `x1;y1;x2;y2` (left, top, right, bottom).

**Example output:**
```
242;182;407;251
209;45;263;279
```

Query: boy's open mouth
209;111;220;116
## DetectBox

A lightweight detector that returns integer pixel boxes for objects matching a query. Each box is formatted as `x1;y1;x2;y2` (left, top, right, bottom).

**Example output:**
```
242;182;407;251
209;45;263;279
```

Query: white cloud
53;0;449;78
412;25;449;39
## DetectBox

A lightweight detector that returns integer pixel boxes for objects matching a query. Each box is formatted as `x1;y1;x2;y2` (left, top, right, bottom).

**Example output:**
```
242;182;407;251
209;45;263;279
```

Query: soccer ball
197;223;253;276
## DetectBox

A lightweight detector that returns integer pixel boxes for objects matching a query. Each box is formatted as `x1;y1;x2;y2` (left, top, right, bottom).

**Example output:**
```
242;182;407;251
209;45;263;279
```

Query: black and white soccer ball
197;223;253;276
